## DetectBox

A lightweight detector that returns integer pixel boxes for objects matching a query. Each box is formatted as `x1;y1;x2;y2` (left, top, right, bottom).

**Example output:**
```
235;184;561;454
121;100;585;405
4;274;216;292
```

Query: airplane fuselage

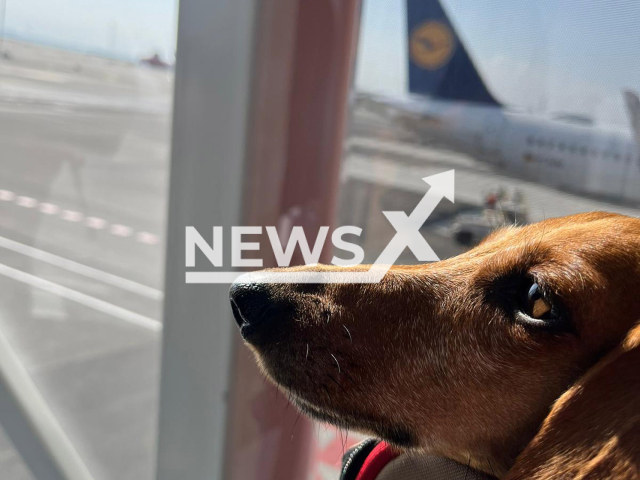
407;99;640;203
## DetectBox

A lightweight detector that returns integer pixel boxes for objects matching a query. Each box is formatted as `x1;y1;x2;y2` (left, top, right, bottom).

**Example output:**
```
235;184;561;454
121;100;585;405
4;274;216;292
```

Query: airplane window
614;153;621;161
579;146;587;156
526;135;534;145
569;145;577;153
559;143;566;151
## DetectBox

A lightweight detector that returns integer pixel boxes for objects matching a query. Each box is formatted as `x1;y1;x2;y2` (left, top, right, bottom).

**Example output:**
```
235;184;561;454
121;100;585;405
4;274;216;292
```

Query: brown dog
230;212;640;479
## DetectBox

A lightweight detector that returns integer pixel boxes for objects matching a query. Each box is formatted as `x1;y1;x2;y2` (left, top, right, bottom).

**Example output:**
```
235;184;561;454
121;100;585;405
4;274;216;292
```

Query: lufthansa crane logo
410;21;454;70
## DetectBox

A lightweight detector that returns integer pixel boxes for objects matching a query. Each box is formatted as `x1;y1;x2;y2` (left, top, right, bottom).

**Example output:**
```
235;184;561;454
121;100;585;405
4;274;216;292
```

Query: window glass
311;0;640;472
0;426;36;479
0;1;176;478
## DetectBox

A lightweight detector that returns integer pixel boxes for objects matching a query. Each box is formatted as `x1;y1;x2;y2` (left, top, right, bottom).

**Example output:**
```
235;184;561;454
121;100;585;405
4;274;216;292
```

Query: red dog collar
341;440;399;480
354;442;400;480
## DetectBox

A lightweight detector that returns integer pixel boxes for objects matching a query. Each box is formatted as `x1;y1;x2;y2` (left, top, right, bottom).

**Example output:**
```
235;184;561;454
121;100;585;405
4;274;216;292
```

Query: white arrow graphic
374;170;454;266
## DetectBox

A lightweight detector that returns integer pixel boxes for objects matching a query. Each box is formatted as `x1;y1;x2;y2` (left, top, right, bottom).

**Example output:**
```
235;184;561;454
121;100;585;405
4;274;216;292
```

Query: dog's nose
229;280;271;329
229;273;289;342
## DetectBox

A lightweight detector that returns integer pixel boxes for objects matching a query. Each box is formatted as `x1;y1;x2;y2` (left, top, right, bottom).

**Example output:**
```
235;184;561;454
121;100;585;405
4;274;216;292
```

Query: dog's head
230;212;640;476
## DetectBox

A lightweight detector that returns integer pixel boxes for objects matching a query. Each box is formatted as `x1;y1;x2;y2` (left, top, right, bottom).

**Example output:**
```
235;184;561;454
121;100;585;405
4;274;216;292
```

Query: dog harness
340;439;496;480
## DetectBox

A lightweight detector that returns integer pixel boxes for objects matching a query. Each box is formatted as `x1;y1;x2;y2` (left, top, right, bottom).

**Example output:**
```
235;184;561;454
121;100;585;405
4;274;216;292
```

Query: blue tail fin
407;0;501;106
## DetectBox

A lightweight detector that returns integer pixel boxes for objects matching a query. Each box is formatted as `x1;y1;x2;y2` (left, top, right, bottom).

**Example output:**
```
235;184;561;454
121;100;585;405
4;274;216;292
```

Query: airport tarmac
0;40;170;480
0;40;638;480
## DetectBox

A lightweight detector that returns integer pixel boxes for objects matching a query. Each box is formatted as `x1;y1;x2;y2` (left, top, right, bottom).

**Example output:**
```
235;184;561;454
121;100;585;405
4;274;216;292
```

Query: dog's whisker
330;353;341;374
342;324;352;342
464;457;471;480
306;343;310;361
340;427;349;456
291;411;302;442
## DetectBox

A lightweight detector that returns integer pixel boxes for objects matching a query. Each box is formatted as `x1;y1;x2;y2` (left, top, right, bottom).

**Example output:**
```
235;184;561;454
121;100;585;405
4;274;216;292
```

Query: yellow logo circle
410;21;454;70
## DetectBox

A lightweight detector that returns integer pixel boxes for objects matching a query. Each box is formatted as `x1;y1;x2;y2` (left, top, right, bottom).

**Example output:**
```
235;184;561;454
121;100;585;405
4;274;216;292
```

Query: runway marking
0;189;15;201
110;224;133;237
0;235;163;300
1;187;161;246
0;262;162;332
40;203;60;215
60;209;83;222
16;196;38;208
136;232;159;245
85;216;107;229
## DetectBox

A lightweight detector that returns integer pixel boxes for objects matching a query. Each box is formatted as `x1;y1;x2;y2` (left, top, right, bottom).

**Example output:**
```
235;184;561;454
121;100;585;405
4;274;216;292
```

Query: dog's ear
505;324;640;480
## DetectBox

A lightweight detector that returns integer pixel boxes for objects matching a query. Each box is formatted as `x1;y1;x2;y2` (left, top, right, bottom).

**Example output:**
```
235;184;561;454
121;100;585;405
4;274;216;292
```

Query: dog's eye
514;282;562;328
486;275;571;331
527;283;551;319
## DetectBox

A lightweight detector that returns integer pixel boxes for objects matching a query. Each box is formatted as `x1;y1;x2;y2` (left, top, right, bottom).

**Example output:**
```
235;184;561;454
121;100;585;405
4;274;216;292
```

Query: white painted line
15;196;38;208
0;235;163;300
136;232;159;245
85;217;107;229
0;329;97;480
110;224;133;237
0;189;15;201
39;203;60;215
0;262;162;332
60;210;84;222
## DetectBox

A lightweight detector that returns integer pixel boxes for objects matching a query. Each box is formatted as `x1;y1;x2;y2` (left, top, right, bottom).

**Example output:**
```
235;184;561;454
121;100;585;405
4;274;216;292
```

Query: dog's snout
229;281;270;326
230;274;290;342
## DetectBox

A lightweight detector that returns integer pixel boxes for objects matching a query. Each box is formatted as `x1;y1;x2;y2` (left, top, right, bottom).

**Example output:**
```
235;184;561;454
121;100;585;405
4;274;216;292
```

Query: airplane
357;0;640;203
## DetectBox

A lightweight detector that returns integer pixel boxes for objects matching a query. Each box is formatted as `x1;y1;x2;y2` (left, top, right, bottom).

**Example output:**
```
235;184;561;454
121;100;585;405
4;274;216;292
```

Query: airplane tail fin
407;0;501;106
623;90;640;144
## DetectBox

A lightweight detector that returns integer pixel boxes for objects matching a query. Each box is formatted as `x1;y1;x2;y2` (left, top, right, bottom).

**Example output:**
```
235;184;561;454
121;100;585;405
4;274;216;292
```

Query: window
0;2;176;478
4;2;640;480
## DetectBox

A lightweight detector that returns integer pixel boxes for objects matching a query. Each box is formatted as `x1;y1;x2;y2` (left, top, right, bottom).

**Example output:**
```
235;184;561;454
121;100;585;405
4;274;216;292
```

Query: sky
356;0;640;127
4;0;640;126
2;0;177;60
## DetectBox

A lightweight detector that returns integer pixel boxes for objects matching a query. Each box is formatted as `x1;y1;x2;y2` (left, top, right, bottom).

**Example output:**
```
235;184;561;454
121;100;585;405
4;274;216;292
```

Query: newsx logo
185;170;454;284
186;225;366;269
